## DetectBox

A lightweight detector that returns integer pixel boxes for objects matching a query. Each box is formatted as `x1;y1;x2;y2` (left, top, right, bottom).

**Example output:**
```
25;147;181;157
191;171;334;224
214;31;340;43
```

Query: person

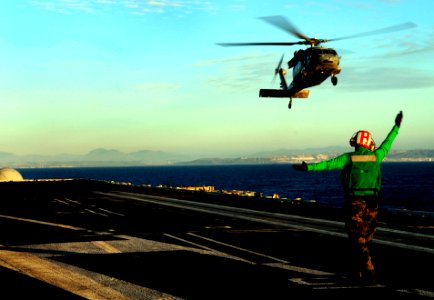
292;111;403;285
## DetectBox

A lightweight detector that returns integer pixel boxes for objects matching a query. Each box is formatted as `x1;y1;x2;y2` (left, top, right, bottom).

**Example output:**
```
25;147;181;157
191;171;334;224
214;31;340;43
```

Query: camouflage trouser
344;195;379;276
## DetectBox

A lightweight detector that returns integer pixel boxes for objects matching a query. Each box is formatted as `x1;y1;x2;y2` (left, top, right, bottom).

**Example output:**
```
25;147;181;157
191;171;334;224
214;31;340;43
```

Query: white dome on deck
0;168;24;182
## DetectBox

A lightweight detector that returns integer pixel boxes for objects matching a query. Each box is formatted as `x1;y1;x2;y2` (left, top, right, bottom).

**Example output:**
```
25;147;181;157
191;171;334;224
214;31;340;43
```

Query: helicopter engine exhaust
291;90;309;98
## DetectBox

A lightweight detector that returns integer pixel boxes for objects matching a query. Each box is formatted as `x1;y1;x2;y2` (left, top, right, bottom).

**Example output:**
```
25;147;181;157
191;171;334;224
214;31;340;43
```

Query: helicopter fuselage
288;47;341;93
259;47;342;108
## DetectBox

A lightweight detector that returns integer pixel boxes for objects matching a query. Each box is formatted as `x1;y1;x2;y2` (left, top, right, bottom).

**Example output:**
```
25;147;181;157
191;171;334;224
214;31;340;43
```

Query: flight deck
0;179;433;299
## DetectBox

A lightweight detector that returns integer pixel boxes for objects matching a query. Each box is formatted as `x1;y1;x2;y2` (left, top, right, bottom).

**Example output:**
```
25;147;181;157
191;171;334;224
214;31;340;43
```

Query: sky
0;0;433;157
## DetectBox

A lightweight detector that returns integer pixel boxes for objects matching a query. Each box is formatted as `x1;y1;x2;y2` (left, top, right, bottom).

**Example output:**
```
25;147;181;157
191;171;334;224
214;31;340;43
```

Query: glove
395;110;403;127
292;161;308;171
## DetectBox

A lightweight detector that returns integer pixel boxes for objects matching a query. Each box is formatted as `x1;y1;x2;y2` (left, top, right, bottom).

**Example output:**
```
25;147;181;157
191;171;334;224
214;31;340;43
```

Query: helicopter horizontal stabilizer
259;89;293;98
259;89;309;98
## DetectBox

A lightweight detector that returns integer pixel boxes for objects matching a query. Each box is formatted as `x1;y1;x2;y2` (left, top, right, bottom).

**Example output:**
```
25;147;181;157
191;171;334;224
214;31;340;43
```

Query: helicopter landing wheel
288;98;292;109
331;76;338;86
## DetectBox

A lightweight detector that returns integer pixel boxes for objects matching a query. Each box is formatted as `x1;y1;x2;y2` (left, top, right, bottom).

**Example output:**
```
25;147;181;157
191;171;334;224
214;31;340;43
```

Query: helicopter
218;16;416;109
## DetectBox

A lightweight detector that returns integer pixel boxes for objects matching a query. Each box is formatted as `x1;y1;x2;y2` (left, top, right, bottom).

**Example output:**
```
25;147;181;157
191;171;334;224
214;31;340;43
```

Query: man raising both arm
293;111;403;285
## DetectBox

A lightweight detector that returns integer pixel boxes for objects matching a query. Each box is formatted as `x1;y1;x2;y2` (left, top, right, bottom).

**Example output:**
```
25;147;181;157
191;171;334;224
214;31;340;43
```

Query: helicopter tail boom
259;89;309;98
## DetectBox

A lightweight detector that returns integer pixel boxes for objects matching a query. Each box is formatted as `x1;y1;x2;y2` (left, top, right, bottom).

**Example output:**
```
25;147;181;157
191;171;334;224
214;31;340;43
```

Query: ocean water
18;162;434;213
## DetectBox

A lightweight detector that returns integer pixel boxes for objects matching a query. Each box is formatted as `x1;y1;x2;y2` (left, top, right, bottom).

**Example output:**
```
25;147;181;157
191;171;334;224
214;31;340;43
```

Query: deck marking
163;233;254;264
396;288;434;298
91;241;122;253
188;232;289;264
98;207;125;217
84;208;108;217
163;233;216;252
0;214;83;231
0;248;130;300
188;233;335;276
266;263;334;276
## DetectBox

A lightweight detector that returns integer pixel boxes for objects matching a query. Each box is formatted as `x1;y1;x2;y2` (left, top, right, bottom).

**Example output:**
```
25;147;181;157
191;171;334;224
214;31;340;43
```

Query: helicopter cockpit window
321;49;337;55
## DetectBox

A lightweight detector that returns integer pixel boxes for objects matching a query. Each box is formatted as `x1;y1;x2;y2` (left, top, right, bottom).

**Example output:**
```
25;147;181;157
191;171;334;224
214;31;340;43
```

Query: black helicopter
218;16;416;109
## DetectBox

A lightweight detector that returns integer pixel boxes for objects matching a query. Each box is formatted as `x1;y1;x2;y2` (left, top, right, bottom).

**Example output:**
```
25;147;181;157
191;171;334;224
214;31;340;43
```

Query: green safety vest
341;154;381;196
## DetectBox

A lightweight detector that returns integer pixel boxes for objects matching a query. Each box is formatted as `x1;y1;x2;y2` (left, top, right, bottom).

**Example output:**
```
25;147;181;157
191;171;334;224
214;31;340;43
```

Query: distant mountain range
0;148;433;168
0;148;192;168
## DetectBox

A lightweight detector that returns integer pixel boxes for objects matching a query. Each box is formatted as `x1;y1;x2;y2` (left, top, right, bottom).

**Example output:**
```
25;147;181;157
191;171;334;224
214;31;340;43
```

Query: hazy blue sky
0;0;433;156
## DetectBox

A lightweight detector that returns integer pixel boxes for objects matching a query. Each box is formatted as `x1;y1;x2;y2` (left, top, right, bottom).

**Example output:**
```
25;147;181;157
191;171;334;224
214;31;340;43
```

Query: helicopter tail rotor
272;54;285;85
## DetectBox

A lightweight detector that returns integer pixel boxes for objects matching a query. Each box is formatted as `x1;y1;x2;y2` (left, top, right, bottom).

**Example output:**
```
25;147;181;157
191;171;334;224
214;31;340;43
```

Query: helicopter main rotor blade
329;22;417;42
217;41;307;47
259;15;310;41
217;17;416;49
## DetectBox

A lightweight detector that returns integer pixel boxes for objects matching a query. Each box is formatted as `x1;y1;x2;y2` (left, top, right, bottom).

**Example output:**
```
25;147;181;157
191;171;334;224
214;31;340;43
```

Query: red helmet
349;130;375;150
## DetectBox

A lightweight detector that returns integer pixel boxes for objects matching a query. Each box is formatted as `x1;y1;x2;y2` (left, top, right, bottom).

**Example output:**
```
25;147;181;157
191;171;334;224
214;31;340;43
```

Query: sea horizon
16;162;434;215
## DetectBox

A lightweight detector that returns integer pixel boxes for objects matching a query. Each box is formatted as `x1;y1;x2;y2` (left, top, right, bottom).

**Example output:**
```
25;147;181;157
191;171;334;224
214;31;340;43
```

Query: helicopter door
293;60;303;79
